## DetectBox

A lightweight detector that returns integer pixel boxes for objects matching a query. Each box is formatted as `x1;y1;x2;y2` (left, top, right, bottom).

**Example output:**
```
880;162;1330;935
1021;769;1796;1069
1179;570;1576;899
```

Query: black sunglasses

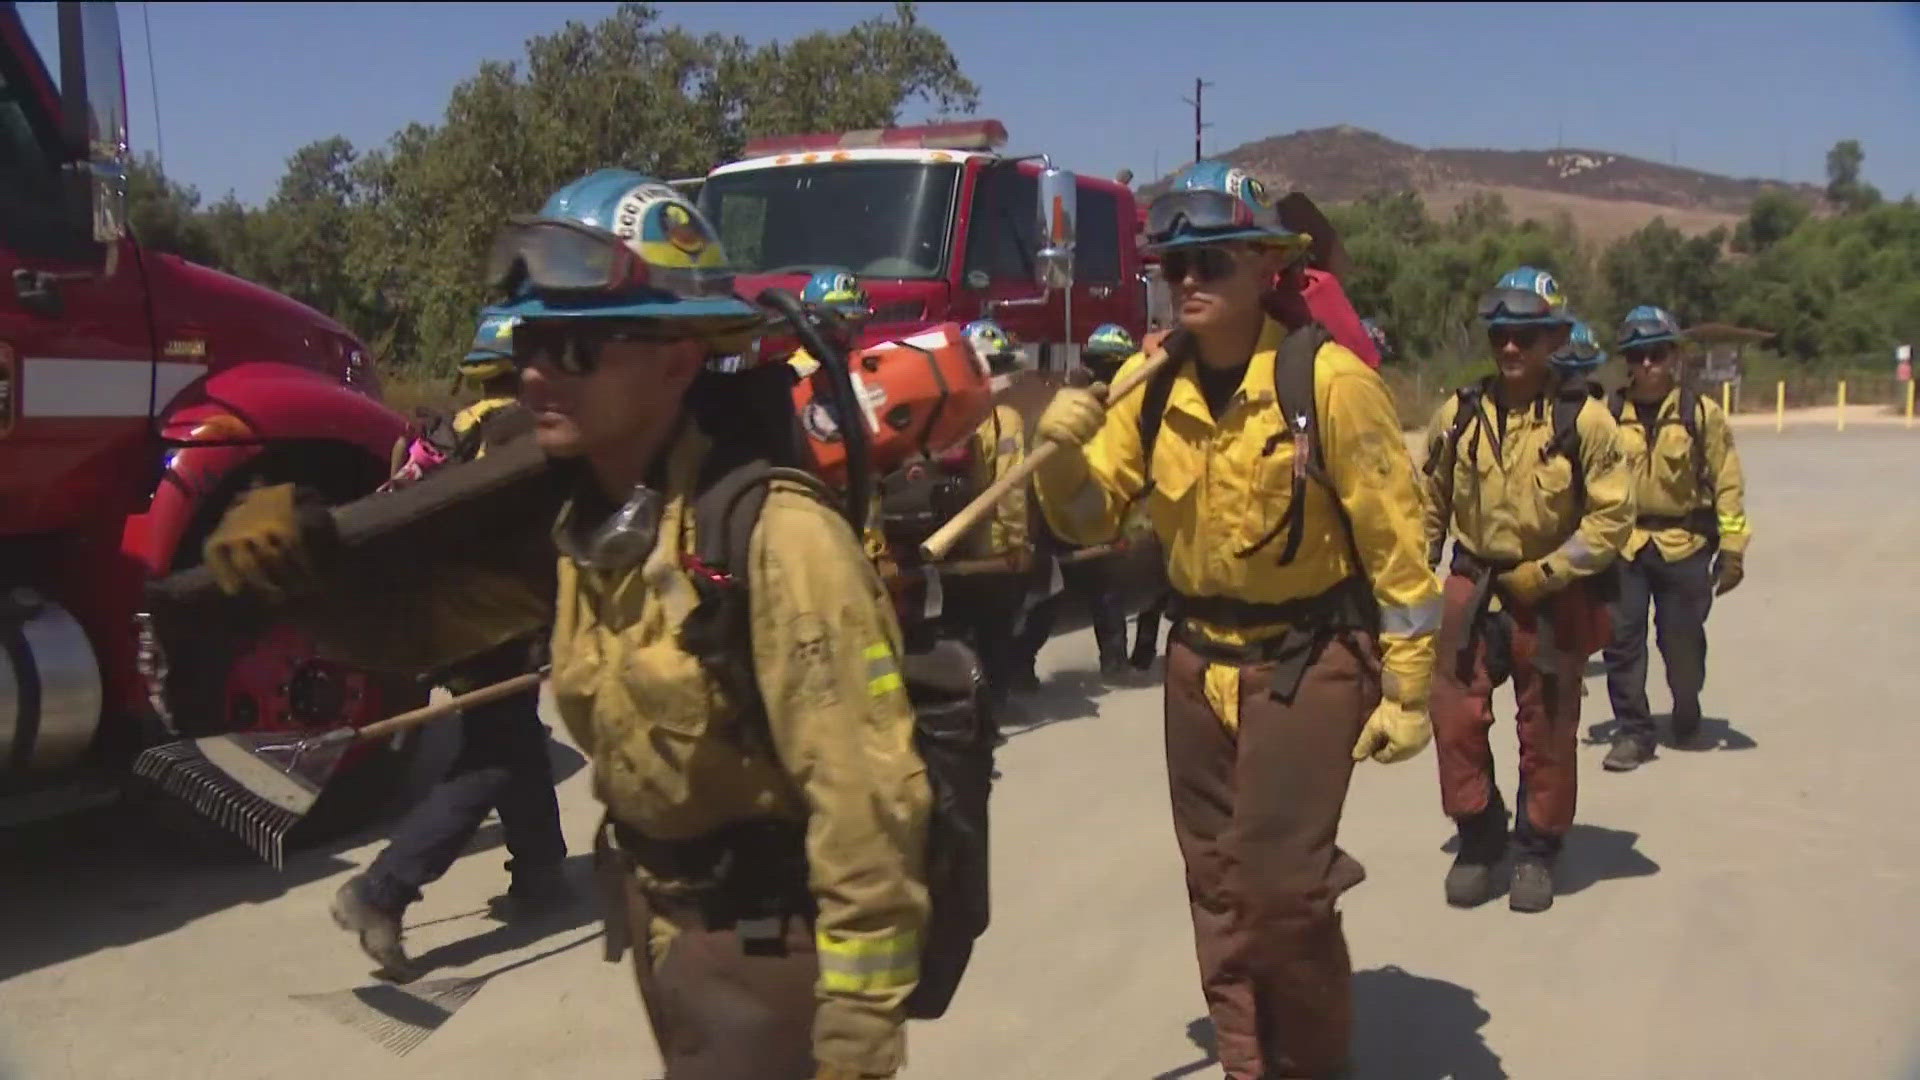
1159;246;1241;285
1488;325;1547;350
511;321;694;376
1624;344;1675;365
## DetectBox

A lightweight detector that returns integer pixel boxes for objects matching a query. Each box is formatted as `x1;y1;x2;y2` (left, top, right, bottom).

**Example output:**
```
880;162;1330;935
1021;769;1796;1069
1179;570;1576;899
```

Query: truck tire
158;446;427;853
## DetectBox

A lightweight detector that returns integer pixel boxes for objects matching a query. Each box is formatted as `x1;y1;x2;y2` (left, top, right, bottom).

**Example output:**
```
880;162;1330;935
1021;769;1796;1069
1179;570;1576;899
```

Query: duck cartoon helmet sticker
614;184;730;272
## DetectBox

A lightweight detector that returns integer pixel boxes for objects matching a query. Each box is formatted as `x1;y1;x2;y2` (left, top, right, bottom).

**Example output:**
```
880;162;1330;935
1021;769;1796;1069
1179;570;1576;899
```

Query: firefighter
786;268;890;569
1030;161;1440;1080
201;170;931;1080
1421;267;1634;914
327;312;570;980
1600;305;1750;771
1012;324;1139;679
1552;318;1607;387
943;318;1036;701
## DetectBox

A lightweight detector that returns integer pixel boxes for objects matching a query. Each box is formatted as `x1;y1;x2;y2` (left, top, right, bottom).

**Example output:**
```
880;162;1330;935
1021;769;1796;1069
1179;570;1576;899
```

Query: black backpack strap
1680;385;1712;494
1607;387;1628;421
1547;378;1590;506
678;455;836;753
1237;322;1334;565
1135;344;1184;494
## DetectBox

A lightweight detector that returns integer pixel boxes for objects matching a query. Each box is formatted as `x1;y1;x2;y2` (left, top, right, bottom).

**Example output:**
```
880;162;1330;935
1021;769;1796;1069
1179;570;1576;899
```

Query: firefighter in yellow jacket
1031;162;1439;1080
1600;305;1750;772
941;318;1034;702
1421;267;1634;915
201;171;929;1080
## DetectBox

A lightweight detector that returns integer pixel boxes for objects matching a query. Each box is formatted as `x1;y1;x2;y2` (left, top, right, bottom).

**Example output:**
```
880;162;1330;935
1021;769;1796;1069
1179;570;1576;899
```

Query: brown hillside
1141;125;1824;241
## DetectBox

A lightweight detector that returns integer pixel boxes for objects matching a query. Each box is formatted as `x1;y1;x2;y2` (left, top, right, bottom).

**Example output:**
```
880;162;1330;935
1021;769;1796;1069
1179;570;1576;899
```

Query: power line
1180;78;1214;164
142;1;165;176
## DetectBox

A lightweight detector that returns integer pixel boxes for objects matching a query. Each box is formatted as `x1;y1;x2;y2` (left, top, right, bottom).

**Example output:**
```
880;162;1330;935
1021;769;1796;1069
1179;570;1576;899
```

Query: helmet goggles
487;215;739;301
1476;287;1565;324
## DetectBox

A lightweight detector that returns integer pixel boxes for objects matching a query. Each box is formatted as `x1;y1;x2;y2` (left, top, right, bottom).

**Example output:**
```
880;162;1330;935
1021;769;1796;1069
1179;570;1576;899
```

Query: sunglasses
1624;344;1675;365
1487;325;1548;350
1159;246;1242;285
511;320;694;376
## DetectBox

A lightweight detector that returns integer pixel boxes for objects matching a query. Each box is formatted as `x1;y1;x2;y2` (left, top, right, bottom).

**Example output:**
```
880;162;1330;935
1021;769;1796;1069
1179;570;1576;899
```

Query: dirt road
4;426;1918;1079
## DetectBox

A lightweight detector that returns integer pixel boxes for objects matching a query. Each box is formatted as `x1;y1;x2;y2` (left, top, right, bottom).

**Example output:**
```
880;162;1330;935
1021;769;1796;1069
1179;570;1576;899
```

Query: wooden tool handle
354;670;547;743
918;342;1181;562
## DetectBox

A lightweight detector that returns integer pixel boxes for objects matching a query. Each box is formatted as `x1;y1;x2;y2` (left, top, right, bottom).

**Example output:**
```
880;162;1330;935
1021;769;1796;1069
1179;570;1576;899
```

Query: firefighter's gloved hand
1035;387;1106;448
203;483;331;600
1496;560;1557;606
1713;550;1744;596
1351;698;1432;764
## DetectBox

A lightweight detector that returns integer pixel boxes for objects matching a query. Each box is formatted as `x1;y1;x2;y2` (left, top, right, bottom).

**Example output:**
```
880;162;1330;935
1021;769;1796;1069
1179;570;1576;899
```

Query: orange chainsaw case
793;322;993;484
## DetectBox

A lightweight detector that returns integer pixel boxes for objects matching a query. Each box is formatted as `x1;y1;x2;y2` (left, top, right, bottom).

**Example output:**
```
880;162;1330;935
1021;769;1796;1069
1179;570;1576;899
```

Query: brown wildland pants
1430;573;1587;855
1163;631;1377;1080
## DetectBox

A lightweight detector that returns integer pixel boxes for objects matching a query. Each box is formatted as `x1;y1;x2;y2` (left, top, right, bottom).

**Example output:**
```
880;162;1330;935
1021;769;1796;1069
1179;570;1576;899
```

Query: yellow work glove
1351;699;1432;764
202;482;324;600
1496;560;1558;606
1034;386;1106;448
1713;550;1744;596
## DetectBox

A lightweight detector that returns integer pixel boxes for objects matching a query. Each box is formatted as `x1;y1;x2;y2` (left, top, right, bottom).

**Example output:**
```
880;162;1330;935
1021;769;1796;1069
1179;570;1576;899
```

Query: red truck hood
143;252;375;390
732;272;951;346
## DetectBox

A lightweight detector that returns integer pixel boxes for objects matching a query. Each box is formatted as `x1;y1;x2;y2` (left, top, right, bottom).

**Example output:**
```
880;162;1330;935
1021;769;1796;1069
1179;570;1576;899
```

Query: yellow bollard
1776;380;1785;432
1838;380;1847;432
1721;381;1732;415
1907;379;1915;429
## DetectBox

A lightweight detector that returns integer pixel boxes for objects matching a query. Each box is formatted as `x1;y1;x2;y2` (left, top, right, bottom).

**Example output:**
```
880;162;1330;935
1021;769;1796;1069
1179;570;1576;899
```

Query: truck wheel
158;449;428;853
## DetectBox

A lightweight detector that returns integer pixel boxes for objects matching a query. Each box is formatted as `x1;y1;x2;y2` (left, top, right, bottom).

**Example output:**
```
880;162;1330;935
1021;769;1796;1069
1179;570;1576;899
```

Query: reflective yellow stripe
1718;512;1749;536
816;930;920;994
864;643;903;697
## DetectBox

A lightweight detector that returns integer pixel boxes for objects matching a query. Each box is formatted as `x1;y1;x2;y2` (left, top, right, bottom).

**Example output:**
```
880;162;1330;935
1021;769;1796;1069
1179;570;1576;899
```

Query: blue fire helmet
1477;265;1574;327
1143;160;1305;254
800;268;871;316
487;168;761;331
1617;305;1684;349
1084;323;1137;359
1551;319;1607;374
459;308;519;381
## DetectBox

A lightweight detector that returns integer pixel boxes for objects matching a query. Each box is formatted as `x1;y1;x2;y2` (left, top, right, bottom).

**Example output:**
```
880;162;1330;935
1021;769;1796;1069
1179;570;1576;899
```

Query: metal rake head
132;741;300;869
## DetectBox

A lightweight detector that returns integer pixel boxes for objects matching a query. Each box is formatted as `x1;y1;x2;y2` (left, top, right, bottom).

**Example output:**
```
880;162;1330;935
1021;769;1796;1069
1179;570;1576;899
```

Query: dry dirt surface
3;426;1919;1079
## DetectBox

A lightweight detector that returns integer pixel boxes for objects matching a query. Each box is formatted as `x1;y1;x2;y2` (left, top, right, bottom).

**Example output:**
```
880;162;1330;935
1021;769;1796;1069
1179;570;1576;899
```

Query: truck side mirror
1033;166;1076;290
56;1;130;249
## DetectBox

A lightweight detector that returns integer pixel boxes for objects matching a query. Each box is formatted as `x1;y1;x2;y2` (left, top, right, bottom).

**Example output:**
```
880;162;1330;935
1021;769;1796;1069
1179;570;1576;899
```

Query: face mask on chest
558;483;667;572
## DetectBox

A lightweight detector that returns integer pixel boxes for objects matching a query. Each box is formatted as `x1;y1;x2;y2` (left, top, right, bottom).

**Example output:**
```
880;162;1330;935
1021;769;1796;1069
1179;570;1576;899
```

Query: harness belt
594;813;812;962
1165;577;1375;702
1448;546;1520;687
1636;508;1719;538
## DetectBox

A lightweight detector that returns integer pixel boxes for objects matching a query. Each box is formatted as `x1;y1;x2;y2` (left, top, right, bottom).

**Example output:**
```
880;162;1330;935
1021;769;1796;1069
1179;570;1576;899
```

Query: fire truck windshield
700;161;960;281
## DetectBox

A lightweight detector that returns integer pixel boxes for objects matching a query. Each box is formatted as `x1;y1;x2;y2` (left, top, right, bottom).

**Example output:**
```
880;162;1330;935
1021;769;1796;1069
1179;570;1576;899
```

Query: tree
124;153;225;267
1826;138;1882;214
1732;190;1810;253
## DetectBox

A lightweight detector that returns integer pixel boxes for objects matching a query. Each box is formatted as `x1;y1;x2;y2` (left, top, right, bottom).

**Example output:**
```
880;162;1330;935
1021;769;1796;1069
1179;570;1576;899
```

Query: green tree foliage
127;2;974;369
1826;138;1882;213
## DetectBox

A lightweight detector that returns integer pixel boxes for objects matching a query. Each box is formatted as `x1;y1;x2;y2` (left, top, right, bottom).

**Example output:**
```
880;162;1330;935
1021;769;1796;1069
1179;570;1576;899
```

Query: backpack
1607;385;1714;501
676;442;994;1023
1135;322;1363;569
1424;374;1622;603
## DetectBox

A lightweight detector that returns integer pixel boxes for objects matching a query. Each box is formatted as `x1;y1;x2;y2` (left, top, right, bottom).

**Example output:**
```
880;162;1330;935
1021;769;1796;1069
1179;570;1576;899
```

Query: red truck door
0;24;164;532
1065;181;1138;349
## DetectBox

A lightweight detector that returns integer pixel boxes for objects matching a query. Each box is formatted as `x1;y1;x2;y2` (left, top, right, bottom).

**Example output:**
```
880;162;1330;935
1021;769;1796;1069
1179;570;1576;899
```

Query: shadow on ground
1000;667;1149;736
1151;966;1505;1079
1;728;587;983
1438;823;1660;897
1585;715;1757;751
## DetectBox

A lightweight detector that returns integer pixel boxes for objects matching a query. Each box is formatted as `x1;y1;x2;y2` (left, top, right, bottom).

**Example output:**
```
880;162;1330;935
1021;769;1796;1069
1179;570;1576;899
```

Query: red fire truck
1;3;419;831
697;119;1148;371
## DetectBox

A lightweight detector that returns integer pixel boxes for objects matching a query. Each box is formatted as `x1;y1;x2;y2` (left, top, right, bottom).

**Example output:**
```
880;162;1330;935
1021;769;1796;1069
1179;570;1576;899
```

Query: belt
1636;508;1718;536
595;815;812;962
1166;577;1375;702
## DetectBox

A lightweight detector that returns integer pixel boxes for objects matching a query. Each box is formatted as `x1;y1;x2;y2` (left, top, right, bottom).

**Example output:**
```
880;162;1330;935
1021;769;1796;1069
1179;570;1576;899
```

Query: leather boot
1444;801;1508;909
1603;735;1653;772
1509;854;1556;913
331;874;420;982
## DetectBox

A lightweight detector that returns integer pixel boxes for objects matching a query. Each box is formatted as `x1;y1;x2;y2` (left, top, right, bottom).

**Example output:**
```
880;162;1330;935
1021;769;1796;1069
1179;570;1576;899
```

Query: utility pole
1181;78;1214;164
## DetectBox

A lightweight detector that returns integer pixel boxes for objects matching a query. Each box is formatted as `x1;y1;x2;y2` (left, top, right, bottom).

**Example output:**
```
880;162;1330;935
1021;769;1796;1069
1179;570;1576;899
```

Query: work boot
1099;655;1129;679
1603;735;1653;772
491;862;575;921
1444;807;1508;909
1509;855;1556;913
1130;638;1158;671
1669;708;1704;748
1007;668;1041;695
331;875;419;982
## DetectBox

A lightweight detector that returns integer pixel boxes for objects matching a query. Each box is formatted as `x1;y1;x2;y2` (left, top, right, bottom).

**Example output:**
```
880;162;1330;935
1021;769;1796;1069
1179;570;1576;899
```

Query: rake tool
132;670;545;869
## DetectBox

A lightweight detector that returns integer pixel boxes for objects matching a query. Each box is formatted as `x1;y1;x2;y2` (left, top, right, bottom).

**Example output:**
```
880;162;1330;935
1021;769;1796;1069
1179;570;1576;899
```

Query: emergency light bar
743;120;1010;158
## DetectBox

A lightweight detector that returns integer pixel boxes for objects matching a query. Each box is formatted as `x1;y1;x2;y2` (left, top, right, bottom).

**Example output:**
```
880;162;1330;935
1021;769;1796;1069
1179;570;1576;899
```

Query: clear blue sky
19;1;1920;208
